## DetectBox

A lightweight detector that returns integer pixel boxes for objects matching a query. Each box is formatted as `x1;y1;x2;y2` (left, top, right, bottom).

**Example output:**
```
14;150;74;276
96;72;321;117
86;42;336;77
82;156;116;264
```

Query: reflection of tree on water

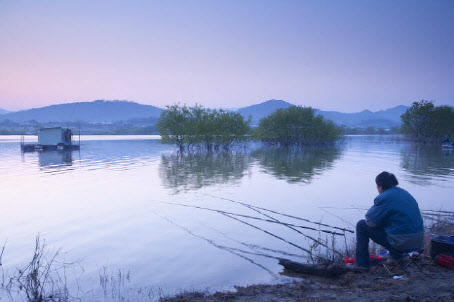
159;150;252;192
401;146;454;184
252;146;342;183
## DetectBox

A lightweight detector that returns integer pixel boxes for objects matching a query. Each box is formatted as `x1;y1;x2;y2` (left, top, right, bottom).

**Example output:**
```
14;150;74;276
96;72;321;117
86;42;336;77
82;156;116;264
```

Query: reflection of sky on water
1;135;454;299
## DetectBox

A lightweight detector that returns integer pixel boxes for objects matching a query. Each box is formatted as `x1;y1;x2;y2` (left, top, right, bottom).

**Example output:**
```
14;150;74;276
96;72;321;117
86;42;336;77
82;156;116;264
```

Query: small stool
383;249;424;275
401;249;424;272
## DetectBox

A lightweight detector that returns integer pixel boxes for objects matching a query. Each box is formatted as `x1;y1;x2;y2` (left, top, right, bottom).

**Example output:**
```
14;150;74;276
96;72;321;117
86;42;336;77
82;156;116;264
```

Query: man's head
375;171;398;193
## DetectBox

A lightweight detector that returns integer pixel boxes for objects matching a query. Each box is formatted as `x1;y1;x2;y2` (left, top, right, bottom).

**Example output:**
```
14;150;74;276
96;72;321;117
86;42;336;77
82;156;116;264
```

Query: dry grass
426;213;454;236
0;236;75;302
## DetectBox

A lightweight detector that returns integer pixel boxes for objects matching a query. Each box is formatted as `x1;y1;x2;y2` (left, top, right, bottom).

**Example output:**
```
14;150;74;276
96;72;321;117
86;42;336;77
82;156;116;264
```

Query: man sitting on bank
348;171;424;271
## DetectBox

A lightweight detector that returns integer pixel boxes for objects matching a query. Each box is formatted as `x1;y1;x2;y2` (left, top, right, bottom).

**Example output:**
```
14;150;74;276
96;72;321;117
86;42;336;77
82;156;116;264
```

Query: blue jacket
365;186;424;251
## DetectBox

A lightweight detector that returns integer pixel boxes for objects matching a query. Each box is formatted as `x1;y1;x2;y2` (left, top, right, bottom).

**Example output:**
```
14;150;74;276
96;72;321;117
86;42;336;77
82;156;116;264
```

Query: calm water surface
1;135;453;299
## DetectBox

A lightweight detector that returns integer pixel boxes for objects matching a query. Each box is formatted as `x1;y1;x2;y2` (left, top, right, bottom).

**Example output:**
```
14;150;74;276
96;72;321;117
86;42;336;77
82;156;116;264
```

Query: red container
369;255;383;261
431;236;454;259
436;254;454;269
343;257;355;263
343;255;383;264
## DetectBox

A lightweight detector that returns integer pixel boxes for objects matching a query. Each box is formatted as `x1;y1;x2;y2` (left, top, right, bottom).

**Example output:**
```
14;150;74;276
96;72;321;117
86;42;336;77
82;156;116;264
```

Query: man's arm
365;197;388;228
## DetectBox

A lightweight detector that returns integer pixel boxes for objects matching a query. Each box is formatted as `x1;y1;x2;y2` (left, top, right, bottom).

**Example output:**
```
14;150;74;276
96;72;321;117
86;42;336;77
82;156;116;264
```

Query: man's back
366;186;424;251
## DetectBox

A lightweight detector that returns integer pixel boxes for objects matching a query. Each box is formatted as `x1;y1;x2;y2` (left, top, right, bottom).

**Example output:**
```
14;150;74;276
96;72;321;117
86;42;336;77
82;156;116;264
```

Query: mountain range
0;99;408;129
0;109;9;115
237;99;407;128
0;100;162;123
315;105;408;129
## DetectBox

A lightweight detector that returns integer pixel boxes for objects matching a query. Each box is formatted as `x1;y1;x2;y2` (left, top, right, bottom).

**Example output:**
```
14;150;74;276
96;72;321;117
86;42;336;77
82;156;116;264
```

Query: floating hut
21;127;80;152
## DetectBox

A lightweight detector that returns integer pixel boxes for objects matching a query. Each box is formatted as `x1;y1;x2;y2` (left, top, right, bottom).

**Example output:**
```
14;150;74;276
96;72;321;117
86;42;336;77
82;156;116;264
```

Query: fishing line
213;198;345;256
220;212;315;256
159;202;345;236
203;224;306;259
150;210;277;277
156;202;315;255
202;193;354;233
160;201;346;256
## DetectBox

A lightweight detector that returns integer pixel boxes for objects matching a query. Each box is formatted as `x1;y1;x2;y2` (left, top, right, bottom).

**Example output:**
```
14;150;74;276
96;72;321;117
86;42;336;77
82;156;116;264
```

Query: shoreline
160;259;454;301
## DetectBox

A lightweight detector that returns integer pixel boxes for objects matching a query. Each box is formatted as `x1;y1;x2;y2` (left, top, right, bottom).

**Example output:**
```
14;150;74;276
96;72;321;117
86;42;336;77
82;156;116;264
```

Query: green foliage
157;104;250;150
342;126;401;135
90;125;158;135
157;104;193;150
254;106;343;145
0;128;22;135
401;100;454;142
432;105;454;139
366;126;376;134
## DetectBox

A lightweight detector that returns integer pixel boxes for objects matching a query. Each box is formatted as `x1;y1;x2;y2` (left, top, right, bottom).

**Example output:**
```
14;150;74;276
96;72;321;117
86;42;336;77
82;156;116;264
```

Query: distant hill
0;100;163;123
237;100;408;128
315;105;408;128
0;99;409;129
0;109;9;115
237;99;293;124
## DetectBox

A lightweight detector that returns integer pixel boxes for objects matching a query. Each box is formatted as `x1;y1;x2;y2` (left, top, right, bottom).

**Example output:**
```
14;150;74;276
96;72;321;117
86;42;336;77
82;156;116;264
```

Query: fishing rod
421;212;453;218
225;210;344;257
220;212;315;256
206;196;345;256
202;194;354;233
422;214;454;226
318;206;368;210
319;208;356;228
203;224;306;259
422;214;440;222
315;208;357;257
161;201;343;258
160;202;345;236
420;209;454;215
157;202;316;255
151;211;276;277
320;206;454;217
339;205;454;215
225;246;283;260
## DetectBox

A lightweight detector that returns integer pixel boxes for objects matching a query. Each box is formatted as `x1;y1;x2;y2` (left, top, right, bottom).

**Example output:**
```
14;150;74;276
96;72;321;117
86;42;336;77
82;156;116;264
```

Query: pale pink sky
1;0;453;112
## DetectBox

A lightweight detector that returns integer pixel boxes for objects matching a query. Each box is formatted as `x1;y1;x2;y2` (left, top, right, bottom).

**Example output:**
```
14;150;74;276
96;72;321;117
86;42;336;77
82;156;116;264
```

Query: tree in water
157;104;194;151
253;106;343;146
157;104;250;151
401;100;454;143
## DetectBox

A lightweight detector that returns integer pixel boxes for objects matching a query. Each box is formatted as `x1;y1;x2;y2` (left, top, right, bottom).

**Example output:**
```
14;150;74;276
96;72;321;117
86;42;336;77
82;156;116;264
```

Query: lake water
1;135;454;300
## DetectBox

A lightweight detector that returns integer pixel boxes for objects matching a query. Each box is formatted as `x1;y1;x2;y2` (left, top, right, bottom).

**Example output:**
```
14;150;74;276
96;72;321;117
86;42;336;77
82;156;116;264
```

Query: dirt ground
160;256;454;302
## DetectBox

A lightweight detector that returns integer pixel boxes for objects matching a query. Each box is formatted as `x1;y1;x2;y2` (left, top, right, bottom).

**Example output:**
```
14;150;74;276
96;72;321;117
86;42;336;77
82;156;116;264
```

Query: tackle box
430;235;454;258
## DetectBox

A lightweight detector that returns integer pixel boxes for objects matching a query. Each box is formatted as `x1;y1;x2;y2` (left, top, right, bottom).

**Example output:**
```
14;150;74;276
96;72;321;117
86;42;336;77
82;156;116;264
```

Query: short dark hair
375;171;398;191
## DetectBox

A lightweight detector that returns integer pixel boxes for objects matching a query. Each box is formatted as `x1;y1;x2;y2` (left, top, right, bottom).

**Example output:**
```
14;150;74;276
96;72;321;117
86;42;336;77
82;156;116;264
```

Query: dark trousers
355;219;402;267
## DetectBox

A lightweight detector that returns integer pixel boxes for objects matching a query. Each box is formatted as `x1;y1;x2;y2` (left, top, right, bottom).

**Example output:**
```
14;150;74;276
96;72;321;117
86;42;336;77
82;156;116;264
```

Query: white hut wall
38;128;64;145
